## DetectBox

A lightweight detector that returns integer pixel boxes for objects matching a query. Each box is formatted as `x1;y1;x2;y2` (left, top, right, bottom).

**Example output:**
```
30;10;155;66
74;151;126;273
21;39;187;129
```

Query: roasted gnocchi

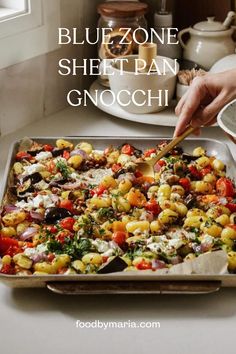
0;139;236;276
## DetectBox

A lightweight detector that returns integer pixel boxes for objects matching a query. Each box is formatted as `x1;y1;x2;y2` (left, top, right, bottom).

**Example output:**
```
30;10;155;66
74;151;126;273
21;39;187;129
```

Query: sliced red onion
20;227;38;241
117;173;135;183
31;253;47;263
140;211;154;222
30;211;44;221
62;180;82;190
154;162;162;173
200;243;212;253
70;149;87;159
152;259;167;270
192;243;202;254
4;205;20;213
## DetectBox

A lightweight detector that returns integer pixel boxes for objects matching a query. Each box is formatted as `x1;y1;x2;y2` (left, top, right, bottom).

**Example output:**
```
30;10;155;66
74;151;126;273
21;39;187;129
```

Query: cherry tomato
0;264;15;275
216;177;235;197
121;144;134;155
59;199;74;212
24;242;34;248
63;150;70;160
91;185;107;197
227;224;236;232
145;200;161;215
45;225;58;234
112;163;122;173
179;177;191;191
47;253;55;262
48;161;56;173
144;148;156;158
0;237;19;256
57;267;68;274
200;165;212;177
5;245;23;257
136;260;152;270
226;203;236;213
43;144;53;152
56;230;73;244
60;217;75;231
134;170;143;178
16;151;32;161
102;255;109;263
112;231;127;247
154;160;166;172
189;165;201;179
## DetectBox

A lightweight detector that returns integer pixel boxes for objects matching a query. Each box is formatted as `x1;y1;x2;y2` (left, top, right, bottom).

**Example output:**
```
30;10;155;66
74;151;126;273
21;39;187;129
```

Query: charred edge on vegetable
97;256;128;274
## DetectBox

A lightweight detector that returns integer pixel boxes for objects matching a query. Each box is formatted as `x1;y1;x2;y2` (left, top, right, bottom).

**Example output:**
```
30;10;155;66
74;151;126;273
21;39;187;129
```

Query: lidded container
178;11;236;70
97;1;148;59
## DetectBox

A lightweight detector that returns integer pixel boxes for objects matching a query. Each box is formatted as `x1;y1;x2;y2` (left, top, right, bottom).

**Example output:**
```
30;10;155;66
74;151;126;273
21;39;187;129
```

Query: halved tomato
216;178;235;197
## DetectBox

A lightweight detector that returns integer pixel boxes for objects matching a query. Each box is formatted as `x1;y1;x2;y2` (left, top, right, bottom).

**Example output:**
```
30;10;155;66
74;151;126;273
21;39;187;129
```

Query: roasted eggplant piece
22;172;42;185
44;207;73;223
185;194;197;208
49;178;68;188
177;245;192;258
17;178;34;197
27;148;43;157
182;153;198;163
167;146;183;156
52;148;69;157
97;256;128;274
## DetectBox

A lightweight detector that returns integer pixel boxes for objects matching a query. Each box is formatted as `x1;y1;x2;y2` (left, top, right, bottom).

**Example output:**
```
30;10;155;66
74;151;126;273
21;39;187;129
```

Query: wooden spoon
136;126;196;177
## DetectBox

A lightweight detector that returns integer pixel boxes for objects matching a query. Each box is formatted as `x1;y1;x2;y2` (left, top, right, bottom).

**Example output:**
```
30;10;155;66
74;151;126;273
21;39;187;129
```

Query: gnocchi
1;139;236;276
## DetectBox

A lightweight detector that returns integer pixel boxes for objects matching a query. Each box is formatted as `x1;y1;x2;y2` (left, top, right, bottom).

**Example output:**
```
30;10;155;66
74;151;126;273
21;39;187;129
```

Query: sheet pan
1;136;236;294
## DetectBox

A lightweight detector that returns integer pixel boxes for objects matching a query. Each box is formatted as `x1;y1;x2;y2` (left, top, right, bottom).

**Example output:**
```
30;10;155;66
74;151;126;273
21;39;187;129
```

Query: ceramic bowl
217;99;236;138
108;55;179;114
210;54;236;73
176;82;189;101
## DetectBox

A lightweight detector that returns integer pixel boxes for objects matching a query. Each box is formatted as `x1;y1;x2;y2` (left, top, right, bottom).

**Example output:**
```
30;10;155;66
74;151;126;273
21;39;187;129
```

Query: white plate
89;80;218;127
89;80;179;127
217;99;236;138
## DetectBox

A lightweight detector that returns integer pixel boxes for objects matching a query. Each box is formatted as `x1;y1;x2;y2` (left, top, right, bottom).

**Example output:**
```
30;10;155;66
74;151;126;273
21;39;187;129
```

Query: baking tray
1;136;236;295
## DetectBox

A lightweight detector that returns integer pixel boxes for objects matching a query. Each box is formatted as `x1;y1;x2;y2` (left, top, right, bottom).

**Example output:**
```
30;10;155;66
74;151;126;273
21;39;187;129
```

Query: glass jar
97;1;148;59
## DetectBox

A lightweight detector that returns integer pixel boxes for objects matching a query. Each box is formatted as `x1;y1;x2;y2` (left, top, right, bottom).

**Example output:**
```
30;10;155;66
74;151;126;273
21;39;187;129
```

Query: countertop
0;104;236;354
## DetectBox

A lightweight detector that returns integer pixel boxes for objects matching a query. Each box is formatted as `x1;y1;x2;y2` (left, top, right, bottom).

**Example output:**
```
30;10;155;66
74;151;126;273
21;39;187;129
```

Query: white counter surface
0;104;236;354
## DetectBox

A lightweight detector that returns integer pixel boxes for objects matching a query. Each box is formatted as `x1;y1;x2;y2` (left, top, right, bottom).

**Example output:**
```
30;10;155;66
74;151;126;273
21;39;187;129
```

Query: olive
97;256;128;274
44;207;72;223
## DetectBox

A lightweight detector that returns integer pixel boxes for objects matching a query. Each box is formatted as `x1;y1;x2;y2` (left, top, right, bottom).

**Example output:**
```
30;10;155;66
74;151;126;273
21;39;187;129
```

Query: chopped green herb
56;160;70;179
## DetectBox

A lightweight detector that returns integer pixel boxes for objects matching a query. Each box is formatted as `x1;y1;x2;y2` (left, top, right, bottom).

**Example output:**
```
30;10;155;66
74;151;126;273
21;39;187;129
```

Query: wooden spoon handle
153;126;196;162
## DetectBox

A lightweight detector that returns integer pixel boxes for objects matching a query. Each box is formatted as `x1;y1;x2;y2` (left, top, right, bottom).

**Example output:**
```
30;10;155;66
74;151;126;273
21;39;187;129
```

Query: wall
0;0;235;136
0;0;101;136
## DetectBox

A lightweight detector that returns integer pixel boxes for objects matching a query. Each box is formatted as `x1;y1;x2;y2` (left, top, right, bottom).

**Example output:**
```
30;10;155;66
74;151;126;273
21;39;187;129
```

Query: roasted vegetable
97;256;128;274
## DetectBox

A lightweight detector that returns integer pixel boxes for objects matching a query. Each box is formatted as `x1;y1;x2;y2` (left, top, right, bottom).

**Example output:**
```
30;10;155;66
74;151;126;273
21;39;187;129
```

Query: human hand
174;69;236;137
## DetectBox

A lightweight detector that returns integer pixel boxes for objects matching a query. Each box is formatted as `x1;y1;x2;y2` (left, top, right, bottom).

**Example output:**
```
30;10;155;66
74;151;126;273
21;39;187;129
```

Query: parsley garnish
47;238;92;260
98;207;115;219
56;160;70;179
